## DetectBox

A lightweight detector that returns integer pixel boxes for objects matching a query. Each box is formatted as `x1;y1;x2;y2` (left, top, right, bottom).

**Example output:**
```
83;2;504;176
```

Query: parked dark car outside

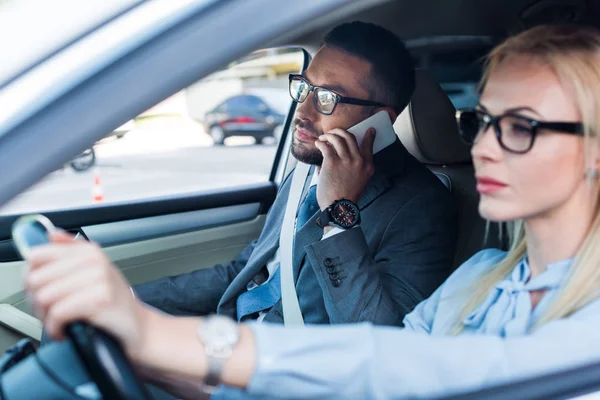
203;94;285;145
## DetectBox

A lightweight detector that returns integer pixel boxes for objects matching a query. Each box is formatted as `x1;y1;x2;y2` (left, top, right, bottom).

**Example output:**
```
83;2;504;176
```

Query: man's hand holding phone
314;127;376;213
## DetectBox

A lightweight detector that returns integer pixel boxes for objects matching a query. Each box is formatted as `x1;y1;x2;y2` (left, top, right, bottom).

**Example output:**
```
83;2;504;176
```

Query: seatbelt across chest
279;162;311;327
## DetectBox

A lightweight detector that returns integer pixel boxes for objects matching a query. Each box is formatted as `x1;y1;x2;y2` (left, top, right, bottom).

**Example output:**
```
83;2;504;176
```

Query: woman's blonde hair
453;24;600;334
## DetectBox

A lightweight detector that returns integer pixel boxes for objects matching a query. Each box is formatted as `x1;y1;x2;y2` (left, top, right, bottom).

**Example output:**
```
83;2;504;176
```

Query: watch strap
202;355;225;392
197;315;240;394
317;207;333;228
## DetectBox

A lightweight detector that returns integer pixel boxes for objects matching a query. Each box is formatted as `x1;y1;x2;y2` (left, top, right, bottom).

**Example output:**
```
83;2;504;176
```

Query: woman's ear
591;156;600;181
586;143;600;183
590;137;600;175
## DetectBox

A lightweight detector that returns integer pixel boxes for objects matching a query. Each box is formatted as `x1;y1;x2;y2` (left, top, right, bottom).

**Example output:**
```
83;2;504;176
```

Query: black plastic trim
269;48;312;182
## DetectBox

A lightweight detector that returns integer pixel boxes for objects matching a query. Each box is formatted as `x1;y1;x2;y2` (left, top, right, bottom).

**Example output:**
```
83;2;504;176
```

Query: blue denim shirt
214;249;600;399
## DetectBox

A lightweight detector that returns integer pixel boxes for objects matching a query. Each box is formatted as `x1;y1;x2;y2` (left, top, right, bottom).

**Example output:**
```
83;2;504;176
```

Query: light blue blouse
214;249;600;399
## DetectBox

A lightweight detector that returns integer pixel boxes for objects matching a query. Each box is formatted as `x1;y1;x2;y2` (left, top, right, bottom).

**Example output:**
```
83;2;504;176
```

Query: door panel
0;207;268;352
0;305;42;342
0;182;276;352
103;214;266;287
0;182;276;261
0;325;30;353
84;203;262;247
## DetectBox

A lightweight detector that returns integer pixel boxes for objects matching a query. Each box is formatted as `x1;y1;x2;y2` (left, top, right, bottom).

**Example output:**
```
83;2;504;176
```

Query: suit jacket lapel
292;212;323;280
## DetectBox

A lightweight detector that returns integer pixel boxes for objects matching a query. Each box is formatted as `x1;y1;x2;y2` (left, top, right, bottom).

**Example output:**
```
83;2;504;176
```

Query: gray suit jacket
133;139;457;326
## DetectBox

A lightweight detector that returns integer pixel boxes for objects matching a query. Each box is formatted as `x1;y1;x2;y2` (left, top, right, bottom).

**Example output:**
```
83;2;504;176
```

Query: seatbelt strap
279;162;311;326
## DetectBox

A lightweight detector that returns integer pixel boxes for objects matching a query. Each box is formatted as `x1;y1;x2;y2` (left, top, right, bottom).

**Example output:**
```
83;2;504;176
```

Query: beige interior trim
0;214;266;349
0;304;42;341
104;215;265;263
104;215;266;286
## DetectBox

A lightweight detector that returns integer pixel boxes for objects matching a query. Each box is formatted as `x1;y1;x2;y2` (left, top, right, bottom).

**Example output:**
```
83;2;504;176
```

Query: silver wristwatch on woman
197;315;240;393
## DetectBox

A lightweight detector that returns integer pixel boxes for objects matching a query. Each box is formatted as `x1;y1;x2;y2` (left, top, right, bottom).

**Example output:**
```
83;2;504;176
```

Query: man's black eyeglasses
289;74;386;115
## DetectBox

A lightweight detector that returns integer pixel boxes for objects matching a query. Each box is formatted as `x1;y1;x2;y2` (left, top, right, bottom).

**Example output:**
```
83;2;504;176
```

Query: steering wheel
11;214;151;400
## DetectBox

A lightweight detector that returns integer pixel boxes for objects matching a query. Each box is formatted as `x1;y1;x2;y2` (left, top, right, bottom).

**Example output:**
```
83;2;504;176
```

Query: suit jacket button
332;279;342;287
326;266;336;274
324;257;334;267
329;272;339;279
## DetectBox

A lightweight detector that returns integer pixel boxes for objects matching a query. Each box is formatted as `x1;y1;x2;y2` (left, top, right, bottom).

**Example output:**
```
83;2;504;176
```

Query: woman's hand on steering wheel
25;231;150;363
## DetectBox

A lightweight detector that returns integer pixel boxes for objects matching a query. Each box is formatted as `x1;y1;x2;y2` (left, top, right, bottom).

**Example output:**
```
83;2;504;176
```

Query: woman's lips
476;177;508;194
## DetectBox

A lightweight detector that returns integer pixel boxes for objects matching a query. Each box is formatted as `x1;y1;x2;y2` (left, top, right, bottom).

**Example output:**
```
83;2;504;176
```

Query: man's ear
376;106;398;123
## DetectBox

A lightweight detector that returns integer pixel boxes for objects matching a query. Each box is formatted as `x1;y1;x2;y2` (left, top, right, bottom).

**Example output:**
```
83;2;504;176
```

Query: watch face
199;316;240;357
332;200;359;228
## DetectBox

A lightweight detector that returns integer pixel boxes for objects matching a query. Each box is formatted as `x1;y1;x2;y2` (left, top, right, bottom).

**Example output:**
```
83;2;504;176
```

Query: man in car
131;21;456;327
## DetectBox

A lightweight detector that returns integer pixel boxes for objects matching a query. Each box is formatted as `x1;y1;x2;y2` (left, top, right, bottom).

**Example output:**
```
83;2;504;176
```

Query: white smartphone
346;110;397;155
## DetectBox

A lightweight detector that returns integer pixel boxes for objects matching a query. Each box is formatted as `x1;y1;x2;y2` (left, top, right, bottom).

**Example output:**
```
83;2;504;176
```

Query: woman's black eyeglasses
289;74;386;115
456;108;584;154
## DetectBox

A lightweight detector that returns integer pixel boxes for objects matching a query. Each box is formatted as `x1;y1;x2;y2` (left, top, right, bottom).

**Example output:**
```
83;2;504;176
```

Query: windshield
0;0;144;87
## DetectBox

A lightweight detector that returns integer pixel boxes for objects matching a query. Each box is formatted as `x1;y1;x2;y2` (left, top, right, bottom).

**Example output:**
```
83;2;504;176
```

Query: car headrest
394;69;472;165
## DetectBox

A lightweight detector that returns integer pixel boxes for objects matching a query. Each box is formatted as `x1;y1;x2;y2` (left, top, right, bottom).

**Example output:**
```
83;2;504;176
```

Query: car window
430;53;483;109
246;96;268;110
411;37;494;109
226;96;251;111
0;47;305;215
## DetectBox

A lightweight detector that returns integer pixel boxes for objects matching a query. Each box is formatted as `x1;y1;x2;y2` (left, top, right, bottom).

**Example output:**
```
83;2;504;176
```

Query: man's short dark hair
322;21;415;114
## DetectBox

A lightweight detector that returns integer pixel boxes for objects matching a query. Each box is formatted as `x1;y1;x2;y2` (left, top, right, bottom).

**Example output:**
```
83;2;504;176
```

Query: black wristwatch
317;198;361;229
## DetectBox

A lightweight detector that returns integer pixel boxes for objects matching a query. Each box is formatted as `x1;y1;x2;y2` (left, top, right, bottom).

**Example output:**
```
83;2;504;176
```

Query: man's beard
290;119;323;166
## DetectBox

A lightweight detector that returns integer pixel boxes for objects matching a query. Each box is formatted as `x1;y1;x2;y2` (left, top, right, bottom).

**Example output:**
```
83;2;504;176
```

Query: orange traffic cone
92;170;104;203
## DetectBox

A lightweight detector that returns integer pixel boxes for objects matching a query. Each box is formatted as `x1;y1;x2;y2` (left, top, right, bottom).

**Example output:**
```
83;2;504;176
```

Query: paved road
0;120;280;215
